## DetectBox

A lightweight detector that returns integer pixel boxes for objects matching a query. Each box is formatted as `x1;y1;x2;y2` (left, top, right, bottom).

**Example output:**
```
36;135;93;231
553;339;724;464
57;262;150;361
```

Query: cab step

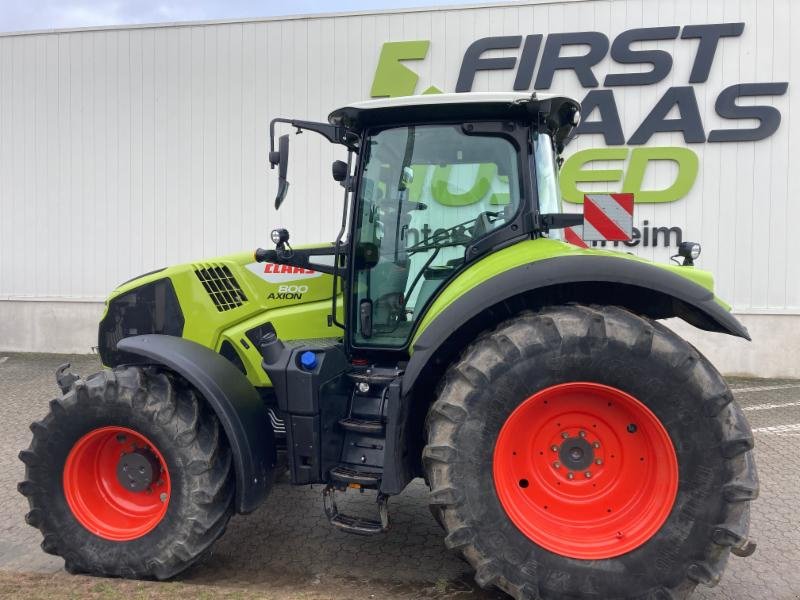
338;417;384;434
346;367;400;386
329;465;381;487
323;485;389;536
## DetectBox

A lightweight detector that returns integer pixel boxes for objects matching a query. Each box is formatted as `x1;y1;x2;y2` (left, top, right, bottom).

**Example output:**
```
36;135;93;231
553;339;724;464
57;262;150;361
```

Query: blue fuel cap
300;351;317;370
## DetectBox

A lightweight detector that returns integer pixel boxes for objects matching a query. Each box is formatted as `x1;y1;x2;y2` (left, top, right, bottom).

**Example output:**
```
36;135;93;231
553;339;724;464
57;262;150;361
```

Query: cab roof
328;92;580;133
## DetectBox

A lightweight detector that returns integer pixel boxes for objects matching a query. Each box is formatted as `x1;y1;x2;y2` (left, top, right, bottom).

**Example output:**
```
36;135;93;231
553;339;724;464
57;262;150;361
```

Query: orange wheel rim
63;426;170;541
493;382;678;560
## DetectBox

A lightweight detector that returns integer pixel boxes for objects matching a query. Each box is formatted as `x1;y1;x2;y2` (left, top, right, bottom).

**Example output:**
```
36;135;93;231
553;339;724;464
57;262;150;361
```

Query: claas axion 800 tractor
20;93;758;599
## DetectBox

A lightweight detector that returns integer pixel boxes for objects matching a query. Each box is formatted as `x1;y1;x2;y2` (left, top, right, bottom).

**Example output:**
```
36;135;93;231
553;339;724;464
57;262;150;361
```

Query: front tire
423;305;758;599
19;366;234;579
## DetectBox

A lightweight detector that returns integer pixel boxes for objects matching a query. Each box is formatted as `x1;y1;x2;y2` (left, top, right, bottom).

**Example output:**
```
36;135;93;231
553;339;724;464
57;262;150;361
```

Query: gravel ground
1;353;799;599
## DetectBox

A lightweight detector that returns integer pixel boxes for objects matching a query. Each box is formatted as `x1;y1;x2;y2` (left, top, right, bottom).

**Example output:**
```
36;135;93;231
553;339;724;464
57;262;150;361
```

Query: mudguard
403;254;750;393
117;334;274;514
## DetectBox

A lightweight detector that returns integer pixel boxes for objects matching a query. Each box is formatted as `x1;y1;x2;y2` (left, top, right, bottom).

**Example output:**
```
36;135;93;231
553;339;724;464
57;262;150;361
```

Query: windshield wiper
405;211;501;255
402;247;441;308
394;127;416;264
405;240;469;255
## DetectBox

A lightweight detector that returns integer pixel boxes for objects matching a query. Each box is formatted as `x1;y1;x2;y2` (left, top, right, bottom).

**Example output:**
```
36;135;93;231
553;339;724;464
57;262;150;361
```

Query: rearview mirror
272;134;290;210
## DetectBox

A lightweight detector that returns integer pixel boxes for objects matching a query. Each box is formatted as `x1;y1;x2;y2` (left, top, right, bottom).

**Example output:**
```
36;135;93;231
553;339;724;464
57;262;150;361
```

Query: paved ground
1;353;799;599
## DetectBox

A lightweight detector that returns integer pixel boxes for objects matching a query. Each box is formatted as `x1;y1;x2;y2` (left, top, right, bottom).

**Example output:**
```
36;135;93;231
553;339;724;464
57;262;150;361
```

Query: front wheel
19;366;234;579
424;305;758;599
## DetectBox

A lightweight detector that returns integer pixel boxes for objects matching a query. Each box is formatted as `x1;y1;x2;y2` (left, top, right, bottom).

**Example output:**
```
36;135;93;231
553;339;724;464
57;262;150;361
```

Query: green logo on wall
559;147;698;204
368;40;699;205
370;41;442;97
369;31;786;206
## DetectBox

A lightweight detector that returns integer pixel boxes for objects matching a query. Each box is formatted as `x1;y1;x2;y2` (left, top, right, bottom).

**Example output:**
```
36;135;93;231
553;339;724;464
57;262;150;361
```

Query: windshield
351;124;520;348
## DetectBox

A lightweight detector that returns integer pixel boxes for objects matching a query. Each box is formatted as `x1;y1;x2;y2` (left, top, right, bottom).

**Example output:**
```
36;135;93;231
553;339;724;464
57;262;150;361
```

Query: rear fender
116;334;274;514
403;254;749;395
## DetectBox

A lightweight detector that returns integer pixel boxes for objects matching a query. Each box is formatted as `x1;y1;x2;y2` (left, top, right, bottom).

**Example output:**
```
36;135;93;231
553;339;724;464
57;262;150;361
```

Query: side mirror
332;159;348;183
272;134;290;210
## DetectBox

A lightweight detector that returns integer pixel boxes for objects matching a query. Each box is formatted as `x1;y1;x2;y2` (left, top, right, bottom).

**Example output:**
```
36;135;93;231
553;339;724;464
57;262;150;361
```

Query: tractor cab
261;93;582;353
246;93;587;532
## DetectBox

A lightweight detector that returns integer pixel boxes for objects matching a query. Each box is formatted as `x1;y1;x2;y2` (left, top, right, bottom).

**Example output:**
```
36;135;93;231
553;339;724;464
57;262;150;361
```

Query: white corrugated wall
0;0;797;374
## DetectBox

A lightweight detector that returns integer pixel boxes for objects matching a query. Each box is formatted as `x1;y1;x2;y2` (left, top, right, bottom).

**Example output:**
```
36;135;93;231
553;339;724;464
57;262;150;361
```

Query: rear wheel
423;305;758;599
19;366;234;579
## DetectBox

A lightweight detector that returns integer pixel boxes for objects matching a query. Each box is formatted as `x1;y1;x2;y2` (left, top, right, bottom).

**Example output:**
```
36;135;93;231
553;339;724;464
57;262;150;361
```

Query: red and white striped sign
564;226;588;248
581;193;634;242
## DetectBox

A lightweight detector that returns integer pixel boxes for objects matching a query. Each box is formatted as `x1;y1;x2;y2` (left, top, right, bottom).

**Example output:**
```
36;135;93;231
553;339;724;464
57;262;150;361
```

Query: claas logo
246;262;322;284
262;264;316;275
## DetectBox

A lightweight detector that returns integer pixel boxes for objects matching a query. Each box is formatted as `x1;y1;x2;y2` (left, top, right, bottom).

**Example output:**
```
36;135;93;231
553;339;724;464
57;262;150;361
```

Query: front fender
403;253;748;394
117;334;274;514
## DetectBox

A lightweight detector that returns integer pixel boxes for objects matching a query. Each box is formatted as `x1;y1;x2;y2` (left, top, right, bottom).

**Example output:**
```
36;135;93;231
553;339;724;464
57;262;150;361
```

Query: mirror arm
289;119;347;144
269;118;350;163
539;213;584;232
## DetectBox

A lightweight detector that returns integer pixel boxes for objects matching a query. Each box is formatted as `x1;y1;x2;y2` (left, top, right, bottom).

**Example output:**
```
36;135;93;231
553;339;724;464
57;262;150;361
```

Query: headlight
271;228;290;247
98;279;184;366
677;241;701;266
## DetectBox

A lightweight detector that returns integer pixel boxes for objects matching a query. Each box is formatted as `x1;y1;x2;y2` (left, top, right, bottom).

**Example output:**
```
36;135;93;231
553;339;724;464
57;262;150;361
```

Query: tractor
19;92;758;599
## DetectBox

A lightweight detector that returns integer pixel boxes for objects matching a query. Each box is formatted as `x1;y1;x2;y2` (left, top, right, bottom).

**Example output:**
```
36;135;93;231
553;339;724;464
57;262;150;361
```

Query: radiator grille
195;264;248;311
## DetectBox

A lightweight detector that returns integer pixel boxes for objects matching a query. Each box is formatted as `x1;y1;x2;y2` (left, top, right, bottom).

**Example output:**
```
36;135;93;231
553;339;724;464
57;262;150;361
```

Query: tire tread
424;304;758;600
19;365;234;580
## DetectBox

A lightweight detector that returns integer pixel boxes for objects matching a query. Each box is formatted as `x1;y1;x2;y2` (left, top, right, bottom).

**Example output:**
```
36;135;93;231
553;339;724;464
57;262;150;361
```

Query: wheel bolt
567;472;574;480
593;441;601;449
561;432;569;439
116;434;127;443
160;492;168;503
584;471;592;479
553;461;561;469
551;445;558;452
595;458;603;465
579;431;586;438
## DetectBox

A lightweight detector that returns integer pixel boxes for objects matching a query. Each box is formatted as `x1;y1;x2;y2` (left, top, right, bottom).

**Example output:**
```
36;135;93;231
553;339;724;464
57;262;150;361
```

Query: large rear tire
19;366;234;579
423;305;758;599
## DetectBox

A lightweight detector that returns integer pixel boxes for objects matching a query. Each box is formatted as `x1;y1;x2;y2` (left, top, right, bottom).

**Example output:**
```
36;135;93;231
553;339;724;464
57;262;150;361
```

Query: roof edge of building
0;0;593;38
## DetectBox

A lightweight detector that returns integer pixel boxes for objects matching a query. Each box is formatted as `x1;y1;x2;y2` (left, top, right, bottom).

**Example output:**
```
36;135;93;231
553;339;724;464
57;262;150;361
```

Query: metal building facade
0;0;797;376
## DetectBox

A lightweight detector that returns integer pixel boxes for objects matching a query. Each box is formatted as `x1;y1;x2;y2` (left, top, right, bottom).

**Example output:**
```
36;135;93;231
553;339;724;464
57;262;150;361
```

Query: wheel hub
116;447;162;492
557;435;594;472
493;382;678;560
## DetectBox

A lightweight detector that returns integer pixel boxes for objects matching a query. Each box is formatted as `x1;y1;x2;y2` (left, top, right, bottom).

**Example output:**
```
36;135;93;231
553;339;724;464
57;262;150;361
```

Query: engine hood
99;248;336;366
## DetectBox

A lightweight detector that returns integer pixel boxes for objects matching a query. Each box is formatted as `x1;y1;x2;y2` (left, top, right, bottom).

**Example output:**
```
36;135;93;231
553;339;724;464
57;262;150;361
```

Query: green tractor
19;92;757;599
